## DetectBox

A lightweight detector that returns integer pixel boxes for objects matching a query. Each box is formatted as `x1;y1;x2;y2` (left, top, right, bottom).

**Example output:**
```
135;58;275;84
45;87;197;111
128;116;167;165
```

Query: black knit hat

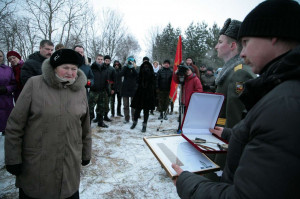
163;59;170;64
104;55;111;60
219;18;241;40
238;0;300;41
143;56;150;62
50;49;82;68
207;67;214;72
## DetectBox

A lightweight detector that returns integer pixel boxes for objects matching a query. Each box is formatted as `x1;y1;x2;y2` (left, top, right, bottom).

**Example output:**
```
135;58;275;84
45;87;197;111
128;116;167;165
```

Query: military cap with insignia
220;18;242;40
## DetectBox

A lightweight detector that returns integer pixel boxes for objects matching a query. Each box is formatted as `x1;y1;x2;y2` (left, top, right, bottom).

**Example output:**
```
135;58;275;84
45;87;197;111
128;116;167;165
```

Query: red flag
169;35;182;102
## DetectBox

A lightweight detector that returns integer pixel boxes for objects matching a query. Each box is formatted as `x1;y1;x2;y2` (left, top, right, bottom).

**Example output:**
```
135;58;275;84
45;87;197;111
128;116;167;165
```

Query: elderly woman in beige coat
5;49;92;199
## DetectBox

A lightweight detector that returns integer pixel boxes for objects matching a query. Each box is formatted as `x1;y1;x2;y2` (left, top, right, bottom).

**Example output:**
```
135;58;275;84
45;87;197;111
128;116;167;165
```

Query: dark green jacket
215;54;256;128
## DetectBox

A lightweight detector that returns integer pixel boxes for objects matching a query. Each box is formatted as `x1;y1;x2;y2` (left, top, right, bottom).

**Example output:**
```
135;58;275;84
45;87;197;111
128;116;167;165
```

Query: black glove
81;159;90;166
6;164;22;175
0;86;7;95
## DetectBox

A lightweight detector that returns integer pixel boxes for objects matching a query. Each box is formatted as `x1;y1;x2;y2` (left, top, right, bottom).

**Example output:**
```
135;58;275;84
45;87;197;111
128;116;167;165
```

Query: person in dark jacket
89;57;110;127
74;45;94;99
201;67;216;92
172;1;300;198
111;60;123;117
130;61;155;132
103;55;115;122
21;40;54;85
120;56;138;123
157;59;173;120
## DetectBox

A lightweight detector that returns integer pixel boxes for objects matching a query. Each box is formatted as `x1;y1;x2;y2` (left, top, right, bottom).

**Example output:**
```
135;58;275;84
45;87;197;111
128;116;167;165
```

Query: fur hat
104;55;111;60
220;18;241;40
7;51;21;60
238;0;300;41
50;49;82;68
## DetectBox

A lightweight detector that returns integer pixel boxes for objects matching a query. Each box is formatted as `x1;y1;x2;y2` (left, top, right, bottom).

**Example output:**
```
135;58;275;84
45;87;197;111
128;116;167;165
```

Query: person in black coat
157;59;173;120
120;56;139;123
130;61;155;132
111;60;123;117
21;40;54;85
171;1;300;198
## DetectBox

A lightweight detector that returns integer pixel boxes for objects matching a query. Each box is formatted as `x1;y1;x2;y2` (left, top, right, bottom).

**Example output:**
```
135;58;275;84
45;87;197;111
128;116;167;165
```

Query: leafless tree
25;0;66;41
116;34;141;65
144;26;161;61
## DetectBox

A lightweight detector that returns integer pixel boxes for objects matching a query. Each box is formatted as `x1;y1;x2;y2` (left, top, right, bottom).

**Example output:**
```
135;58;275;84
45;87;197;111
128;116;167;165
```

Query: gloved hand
6;164;22;175
81;159;90;166
0;86;7;95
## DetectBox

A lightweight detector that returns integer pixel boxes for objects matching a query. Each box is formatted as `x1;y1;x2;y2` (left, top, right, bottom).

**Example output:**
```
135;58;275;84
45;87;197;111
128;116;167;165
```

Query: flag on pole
169;35;182;103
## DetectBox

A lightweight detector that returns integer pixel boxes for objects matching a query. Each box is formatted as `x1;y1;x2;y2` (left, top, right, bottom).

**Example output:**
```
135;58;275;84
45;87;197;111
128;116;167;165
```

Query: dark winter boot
104;113;112;122
150;110;154;115
141;122;147;132
92;116;98;123
117;107;123;117
98;115;108;128
111;107;115;118
130;121;137;129
158;112;163;120
164;112;168;120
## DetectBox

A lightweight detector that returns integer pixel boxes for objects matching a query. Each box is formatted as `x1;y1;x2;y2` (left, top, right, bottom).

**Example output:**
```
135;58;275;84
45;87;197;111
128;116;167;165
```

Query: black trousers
19;188;79;199
134;108;149;123
110;91;122;115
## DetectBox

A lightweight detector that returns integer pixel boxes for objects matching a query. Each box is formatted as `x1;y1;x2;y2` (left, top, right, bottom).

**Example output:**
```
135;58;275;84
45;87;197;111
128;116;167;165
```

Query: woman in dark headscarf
130;61;156;132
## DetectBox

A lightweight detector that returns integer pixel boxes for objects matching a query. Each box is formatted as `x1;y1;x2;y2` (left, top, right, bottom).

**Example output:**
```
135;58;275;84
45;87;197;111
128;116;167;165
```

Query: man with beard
21;40;54;85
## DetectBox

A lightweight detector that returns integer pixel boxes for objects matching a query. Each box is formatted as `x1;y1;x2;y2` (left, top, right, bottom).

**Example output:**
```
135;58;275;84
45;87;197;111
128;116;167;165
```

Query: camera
177;65;190;84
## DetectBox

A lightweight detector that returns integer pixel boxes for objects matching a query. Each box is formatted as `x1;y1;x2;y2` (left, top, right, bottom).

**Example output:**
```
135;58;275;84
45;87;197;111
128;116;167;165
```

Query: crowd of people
1;0;300;198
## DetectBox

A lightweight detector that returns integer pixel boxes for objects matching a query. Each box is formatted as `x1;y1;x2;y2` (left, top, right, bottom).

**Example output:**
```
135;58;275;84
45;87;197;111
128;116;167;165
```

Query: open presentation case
181;92;228;154
143;134;220;179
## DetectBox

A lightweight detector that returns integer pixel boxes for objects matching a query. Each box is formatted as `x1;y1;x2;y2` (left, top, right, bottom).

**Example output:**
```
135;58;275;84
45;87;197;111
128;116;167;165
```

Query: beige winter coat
5;59;92;198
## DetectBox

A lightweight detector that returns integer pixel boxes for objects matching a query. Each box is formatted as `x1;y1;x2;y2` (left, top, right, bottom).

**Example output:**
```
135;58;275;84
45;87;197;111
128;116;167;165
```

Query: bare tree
25;0;66;41
116;34;141;65
144;26;161;61
96;8;127;60
0;0;14;21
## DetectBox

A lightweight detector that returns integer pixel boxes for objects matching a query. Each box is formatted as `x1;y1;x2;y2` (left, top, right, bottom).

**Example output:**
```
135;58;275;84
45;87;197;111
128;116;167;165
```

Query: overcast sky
90;0;298;62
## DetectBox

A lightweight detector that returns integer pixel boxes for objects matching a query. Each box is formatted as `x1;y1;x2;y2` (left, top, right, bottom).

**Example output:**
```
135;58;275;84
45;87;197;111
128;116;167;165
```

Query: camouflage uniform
89;91;109;117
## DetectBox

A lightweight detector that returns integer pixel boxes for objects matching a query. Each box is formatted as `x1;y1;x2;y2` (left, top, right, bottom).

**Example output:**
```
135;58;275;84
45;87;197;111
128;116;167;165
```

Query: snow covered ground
0;107;181;198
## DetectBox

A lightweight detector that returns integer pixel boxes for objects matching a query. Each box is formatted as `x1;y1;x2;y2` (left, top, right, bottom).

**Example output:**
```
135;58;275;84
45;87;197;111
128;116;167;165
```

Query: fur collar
41;59;87;91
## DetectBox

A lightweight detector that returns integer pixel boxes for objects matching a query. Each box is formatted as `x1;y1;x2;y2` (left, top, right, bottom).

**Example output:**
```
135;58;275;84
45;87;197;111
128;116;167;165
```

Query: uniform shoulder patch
234;64;243;72
235;82;244;94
